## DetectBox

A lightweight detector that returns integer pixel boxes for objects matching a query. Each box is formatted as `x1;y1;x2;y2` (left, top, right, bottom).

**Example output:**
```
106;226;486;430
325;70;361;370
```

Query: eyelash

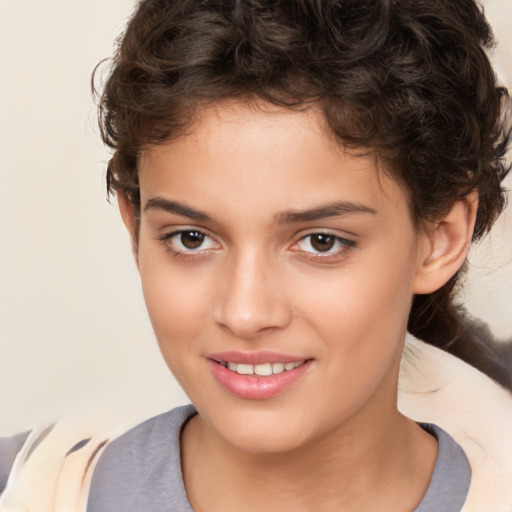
157;229;356;262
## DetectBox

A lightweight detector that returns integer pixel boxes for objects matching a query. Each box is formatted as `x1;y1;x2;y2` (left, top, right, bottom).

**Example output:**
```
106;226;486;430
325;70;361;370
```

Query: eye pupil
181;231;205;249
311;234;335;252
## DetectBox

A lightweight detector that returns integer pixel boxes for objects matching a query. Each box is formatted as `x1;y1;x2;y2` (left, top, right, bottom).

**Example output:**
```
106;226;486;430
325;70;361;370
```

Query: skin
120;101;477;511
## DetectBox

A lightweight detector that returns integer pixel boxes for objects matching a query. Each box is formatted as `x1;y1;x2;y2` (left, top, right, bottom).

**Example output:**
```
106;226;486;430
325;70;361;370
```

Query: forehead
138;102;410;223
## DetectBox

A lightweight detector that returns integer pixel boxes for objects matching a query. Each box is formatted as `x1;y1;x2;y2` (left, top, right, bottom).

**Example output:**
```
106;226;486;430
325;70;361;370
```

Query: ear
413;192;478;294
118;194;140;267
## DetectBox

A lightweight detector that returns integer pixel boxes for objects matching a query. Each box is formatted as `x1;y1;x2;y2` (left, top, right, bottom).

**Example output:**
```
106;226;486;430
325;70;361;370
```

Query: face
132;102;429;454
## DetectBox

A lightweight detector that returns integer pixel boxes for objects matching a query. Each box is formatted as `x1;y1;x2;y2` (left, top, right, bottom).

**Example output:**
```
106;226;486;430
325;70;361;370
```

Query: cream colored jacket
399;337;512;512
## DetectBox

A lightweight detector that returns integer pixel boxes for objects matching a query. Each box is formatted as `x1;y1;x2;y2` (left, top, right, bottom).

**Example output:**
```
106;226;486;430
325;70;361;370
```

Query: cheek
137;249;212;355
298;265;414;419
291;240;417;361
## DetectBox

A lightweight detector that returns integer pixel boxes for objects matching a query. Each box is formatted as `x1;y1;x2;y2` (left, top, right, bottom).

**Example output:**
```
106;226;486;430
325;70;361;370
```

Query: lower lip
209;360;312;400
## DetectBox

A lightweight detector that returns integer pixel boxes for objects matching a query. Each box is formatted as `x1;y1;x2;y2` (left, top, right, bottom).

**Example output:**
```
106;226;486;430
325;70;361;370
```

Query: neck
181;404;437;512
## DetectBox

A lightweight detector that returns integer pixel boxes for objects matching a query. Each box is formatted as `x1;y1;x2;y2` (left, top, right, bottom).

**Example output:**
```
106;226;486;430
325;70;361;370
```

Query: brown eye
161;229;218;256
310;234;336;252
180;231;205;249
293;232;356;258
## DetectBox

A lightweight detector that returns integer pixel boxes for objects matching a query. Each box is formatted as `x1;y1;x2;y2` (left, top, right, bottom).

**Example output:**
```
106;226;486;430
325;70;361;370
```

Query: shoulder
87;404;196;512
399;336;512;511
415;423;471;512
93;404;196;464
0;406;196;512
0;418;115;512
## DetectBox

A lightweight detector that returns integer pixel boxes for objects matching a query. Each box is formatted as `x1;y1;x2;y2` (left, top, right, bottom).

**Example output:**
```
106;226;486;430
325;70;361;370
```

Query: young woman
1;0;511;511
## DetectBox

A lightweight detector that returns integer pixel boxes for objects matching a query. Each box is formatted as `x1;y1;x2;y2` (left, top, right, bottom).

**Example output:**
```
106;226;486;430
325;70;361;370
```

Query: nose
213;251;292;340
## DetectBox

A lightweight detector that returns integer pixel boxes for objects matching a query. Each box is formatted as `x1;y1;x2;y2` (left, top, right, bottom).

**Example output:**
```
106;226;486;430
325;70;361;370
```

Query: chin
224;425;310;455
198;404;320;455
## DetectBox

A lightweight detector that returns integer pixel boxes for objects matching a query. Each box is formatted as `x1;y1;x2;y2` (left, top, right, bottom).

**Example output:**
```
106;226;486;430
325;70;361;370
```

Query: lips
208;352;313;400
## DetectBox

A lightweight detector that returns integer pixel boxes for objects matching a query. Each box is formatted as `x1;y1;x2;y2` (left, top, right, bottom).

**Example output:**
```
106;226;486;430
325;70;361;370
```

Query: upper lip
208;351;311;365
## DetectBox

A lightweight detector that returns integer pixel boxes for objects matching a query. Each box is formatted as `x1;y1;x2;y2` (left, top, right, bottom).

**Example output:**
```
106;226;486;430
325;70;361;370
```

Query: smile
209;355;313;400
220;361;306;376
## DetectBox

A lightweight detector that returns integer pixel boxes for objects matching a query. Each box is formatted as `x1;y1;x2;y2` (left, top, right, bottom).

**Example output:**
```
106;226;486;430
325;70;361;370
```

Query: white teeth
236;364;254;375
254;363;272;376
272;363;285;374
222;360;306;375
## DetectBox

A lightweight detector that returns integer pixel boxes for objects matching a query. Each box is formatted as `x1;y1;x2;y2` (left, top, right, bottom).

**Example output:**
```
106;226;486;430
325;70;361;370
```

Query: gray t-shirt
87;405;470;512
0;405;471;511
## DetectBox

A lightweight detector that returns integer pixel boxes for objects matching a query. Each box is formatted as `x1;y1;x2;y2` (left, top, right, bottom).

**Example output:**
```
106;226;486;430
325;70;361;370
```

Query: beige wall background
0;0;511;434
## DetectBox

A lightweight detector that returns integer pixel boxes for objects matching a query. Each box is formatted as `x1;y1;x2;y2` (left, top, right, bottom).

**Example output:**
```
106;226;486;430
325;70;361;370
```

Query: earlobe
413;192;478;294
118;194;140;267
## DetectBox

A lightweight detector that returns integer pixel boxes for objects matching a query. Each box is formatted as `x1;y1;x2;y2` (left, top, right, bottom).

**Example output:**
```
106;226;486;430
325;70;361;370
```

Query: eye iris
311;234;335;252
180;231;205;249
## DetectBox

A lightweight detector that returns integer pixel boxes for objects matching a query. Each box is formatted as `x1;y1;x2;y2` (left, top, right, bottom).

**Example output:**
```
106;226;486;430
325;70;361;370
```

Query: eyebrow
144;197;215;222
274;201;377;224
144;197;377;225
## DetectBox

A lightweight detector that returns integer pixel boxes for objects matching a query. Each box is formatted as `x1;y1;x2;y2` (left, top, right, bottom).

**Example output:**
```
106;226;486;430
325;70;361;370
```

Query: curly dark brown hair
95;0;511;386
